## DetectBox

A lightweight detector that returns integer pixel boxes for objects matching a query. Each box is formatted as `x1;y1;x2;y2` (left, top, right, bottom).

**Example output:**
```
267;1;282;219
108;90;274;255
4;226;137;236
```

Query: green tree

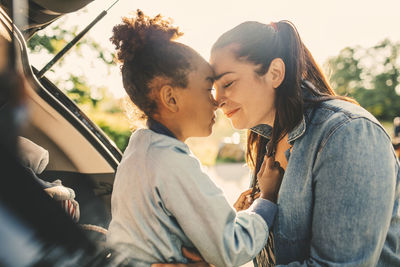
325;39;400;121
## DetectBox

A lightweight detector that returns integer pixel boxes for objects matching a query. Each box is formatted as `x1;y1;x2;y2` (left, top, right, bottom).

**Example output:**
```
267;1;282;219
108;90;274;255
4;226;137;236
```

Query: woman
106;11;284;267
158;20;400;266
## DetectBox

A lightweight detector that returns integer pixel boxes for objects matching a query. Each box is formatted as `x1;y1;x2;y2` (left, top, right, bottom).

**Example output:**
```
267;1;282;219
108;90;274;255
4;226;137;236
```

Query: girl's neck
152;117;186;142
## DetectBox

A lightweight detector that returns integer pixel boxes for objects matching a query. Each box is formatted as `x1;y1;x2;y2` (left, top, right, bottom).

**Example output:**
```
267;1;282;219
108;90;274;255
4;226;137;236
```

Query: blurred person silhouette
394;117;400;138
393;117;400;158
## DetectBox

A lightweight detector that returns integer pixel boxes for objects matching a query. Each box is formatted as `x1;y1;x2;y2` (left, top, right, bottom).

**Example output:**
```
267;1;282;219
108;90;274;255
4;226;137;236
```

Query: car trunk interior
0;1;121;228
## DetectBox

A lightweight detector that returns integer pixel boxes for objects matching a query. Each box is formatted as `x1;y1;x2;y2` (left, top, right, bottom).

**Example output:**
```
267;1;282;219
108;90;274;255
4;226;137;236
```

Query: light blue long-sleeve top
106;128;277;267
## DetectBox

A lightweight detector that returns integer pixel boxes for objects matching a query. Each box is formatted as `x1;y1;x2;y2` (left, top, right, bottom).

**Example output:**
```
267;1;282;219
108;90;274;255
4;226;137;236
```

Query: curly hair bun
110;9;183;63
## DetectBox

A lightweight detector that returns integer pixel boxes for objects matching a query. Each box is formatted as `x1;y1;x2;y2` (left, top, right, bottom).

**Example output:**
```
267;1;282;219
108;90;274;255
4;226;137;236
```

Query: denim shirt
107;121;277;267
251;97;400;266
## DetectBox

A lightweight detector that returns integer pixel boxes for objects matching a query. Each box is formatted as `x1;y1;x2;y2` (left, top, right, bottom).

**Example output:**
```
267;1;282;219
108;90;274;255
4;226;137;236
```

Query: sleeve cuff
249;198;277;228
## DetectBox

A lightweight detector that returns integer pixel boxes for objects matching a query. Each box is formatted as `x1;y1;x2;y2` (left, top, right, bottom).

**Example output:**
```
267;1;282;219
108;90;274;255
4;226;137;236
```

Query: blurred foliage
325;39;400;121
27;22;132;151
27;17;400;161
96;122;131;151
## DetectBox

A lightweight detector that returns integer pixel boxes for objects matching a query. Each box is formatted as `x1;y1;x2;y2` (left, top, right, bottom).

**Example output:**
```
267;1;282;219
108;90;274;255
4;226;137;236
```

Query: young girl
106;11;283;267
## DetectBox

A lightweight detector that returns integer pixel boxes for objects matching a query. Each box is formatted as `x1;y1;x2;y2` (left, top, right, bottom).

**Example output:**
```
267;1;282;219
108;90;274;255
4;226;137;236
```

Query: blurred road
205;163;254;267
206;163;251;205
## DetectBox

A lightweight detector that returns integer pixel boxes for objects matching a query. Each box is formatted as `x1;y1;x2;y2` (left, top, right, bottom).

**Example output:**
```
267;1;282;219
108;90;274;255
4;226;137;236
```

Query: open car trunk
0;0;95;38
0;0;122;232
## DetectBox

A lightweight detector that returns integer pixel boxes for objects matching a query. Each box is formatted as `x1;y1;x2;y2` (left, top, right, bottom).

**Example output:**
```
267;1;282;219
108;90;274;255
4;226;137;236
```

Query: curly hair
110;10;196;120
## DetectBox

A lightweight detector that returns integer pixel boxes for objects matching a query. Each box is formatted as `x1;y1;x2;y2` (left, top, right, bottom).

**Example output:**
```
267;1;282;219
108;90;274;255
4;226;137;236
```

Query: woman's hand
233;188;261;211
151;247;214;267
257;156;284;203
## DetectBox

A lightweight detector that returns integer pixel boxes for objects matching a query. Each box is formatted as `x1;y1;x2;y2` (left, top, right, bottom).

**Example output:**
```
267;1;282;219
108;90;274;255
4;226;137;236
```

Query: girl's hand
257;156;284;203
233;188;261;211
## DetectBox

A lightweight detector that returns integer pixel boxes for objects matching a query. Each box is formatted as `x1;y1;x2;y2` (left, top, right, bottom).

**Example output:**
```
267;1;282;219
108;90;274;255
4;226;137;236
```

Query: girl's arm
150;148;279;267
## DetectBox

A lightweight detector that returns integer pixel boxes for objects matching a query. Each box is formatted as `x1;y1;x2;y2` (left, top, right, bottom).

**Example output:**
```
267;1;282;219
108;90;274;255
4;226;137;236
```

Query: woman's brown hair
212;20;355;266
110;10;196;121
212;20;355;176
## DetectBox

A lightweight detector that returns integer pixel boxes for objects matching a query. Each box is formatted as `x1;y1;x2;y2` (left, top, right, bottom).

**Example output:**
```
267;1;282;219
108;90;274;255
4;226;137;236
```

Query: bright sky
30;0;400;98
98;0;400;62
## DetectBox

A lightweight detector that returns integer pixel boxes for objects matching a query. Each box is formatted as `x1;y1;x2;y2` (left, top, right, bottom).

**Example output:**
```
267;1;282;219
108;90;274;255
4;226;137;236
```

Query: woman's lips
225;108;240;118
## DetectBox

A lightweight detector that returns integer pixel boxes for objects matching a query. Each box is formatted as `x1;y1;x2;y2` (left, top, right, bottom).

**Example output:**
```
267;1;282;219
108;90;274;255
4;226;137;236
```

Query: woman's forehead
210;47;240;74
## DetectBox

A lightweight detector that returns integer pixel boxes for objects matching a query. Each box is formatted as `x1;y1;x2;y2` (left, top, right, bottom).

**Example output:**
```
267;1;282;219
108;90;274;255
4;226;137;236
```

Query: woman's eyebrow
214;71;233;81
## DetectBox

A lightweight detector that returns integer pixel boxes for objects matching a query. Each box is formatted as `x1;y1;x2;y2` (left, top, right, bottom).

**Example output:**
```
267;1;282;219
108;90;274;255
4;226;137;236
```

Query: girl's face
178;57;217;138
210;46;276;129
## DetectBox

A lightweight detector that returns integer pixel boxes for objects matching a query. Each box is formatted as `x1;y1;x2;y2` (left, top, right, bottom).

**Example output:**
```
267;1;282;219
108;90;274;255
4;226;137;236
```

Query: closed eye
224;81;234;88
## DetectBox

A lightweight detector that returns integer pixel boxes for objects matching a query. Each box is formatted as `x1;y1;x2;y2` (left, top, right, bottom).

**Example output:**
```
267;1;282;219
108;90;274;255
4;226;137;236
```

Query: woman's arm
278;118;397;266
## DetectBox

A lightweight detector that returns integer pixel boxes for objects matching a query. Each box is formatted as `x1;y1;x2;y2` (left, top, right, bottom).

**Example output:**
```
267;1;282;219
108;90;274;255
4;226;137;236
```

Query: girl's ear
159;85;179;113
268;58;285;89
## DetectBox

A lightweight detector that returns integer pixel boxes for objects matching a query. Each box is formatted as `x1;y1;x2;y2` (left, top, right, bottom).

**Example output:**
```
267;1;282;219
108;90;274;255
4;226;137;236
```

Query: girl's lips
225;108;240;118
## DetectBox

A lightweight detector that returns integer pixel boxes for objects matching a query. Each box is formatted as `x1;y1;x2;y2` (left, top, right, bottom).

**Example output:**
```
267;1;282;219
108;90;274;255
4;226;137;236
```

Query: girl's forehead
195;57;213;75
189;58;214;82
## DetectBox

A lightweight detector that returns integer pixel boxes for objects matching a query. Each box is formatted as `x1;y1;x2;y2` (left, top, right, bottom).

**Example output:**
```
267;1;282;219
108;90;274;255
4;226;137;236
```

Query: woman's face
210;46;276;129
178;56;217;138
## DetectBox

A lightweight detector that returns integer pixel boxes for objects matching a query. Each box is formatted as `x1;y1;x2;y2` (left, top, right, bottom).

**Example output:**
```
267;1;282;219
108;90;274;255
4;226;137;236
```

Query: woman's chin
230;119;246;130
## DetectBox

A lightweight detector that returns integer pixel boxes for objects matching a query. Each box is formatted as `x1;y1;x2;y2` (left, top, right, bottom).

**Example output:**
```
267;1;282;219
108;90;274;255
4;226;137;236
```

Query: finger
237;188;254;204
182;247;203;262
273;160;281;169
246;194;253;204
233;201;243;211
245;190;262;206
235;195;245;205
238;188;251;200
242;188;254;195
239;188;252;200
267;155;275;169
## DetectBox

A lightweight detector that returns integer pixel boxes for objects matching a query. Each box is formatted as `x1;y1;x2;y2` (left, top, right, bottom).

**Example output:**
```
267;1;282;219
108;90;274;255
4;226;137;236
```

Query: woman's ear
268;58;285;88
159;85;179;113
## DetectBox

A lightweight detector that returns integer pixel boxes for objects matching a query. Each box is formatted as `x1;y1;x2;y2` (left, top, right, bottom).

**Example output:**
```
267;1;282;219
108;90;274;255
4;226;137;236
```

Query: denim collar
250;116;306;144
147;117;177;139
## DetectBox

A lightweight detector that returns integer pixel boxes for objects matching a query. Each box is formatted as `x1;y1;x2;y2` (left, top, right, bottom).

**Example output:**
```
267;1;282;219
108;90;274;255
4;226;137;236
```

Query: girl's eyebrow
206;76;215;83
214;71;234;81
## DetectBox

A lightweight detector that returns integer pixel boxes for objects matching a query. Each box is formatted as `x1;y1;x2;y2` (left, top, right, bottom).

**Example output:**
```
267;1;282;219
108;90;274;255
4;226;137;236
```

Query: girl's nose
209;96;218;110
215;88;226;108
